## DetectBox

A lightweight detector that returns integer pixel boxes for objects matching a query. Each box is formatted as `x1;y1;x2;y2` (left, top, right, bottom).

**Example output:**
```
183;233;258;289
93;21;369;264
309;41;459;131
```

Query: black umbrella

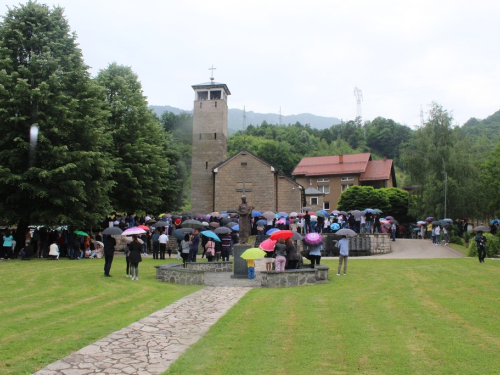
145;219;157;224
102;227;123;235
221;217;231;225
225;222;237;228
182;219;205;229
214;227;232;234
291;231;303;241
154;221;168;227
173;228;194;239
473;225;490;232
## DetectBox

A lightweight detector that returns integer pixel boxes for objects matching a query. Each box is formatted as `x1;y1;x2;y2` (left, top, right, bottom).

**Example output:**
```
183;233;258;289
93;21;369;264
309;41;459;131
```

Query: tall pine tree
0;2;114;230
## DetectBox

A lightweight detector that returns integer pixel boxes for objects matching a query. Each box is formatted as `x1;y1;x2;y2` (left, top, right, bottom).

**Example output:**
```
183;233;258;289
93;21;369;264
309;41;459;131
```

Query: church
190;76;303;214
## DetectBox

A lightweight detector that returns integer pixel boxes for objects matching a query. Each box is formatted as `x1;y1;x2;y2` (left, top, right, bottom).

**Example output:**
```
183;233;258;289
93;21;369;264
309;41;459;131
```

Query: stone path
34;287;249;375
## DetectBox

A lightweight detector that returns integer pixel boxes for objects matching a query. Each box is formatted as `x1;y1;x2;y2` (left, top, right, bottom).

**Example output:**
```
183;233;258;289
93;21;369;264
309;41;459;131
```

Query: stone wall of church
214;152;276;212
277;176;302;213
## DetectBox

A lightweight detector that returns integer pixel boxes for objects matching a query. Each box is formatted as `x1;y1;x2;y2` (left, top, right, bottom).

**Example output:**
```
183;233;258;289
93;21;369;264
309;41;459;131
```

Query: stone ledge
186;261;232;272
155;263;204;285
261;265;329;288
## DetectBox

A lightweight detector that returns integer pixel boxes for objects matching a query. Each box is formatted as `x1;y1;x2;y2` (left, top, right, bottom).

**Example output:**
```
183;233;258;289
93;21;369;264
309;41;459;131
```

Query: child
246;258;255;280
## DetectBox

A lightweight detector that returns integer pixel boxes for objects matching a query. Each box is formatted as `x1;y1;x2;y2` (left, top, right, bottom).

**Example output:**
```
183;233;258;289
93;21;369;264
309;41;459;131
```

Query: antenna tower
353;87;363;120
420;105;424;127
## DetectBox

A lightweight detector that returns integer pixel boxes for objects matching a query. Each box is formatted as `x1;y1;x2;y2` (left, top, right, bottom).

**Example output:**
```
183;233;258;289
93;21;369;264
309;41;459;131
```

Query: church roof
292;153;372;177
192;81;231;95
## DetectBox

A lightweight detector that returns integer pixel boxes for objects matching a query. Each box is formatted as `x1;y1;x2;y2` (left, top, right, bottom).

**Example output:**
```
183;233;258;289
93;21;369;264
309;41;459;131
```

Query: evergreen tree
95;63;180;213
0;2;113;231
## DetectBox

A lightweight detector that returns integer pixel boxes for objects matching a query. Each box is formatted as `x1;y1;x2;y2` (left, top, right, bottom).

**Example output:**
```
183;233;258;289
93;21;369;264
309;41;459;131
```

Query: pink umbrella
122;227;146;236
259;238;277;251
304;232;323;245
276;218;286;224
385;216;394;220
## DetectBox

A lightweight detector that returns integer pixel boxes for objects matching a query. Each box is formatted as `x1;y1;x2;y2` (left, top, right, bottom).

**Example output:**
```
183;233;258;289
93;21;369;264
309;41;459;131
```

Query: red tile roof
292;153;372;176
360;159;393;181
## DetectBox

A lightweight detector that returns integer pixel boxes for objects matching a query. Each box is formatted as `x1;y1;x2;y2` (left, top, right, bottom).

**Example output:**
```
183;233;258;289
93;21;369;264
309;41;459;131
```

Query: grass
0;256;201;375
165;258;500;375
448;243;470;256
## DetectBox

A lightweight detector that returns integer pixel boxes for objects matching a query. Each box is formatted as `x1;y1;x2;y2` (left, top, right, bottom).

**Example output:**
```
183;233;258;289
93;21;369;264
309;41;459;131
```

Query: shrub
450;236;464;246
463;231;471;247
467;233;500;257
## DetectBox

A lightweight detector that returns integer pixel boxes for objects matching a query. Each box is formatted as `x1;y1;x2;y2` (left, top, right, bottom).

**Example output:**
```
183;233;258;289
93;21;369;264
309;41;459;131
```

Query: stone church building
190;78;303;214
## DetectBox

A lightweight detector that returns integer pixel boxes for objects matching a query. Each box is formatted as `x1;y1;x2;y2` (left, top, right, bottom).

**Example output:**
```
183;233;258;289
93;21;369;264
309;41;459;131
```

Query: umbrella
278;212;288;217
351;210;363;218
490;219;499;224
182;219;205;229
413;227;420;231
304;232;323;245
174;227;194;235
262;211;275;220
302;206;312;211
331;210;340;214
270;230;294;241
315;210;326;218
425;216;434;222
442;218;453;223
145;219;157;224
208;212;220;218
138;225;150;231
209;222;220;228
291;231;303;241
416;221;426;225
390;220;399;224
310;215;318;221
122;227;146;235
221;217;232;225
259;239;277;251
252;211;262;217
240;248;266;260
373;209;383;214
385;216;395;220
266;228;279;235
200;230;221;242
102;227;123;235
201;221;209;226
330;223;340;231
154;221;168;227
363;208;376;214
232;225;239;231
276;219;286;224
214;226;232;234
226;222;237;228
474;226;490;232
431;221;440;225
94;240;104;248
335;228;357;237
289;212;298;217
181;211;193;217
256;219;267;226
74;230;88;236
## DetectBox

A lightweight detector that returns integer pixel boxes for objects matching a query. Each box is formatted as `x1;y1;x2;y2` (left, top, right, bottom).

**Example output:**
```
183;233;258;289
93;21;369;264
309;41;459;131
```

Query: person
337;235;349;275
434;225;441;245
238;195;254;244
391;222;396;241
151;229;160;259
188;229;200;262
2;230;13;260
475;231;487;263
181;234;190;267
308;242;322;268
264;245;275;271
374;214;381;234
205;238;215;261
246;258;255;280
103;234;116;277
274;238;287;271
443;226;450;245
256;223;265;244
365;211;373;233
221;233;231;261
285;237;300;269
158;230;168;260
128;235;142;280
304;211;311;234
48;239;59;260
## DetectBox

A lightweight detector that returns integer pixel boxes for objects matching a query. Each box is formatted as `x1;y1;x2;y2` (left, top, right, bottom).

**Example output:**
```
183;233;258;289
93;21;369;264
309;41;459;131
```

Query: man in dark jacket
103;235;116;277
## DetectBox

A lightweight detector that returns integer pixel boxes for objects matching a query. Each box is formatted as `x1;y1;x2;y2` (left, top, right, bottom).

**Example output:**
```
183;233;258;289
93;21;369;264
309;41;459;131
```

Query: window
310;197;318;205
210;90;221;100
197;91;208;100
317;185;330;194
317;178;329;182
341;177;354;181
323;202;330;210
341;184;353;192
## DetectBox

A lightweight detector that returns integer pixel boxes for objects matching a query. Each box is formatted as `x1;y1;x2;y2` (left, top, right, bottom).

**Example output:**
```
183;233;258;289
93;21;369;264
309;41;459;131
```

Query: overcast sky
7;0;500;126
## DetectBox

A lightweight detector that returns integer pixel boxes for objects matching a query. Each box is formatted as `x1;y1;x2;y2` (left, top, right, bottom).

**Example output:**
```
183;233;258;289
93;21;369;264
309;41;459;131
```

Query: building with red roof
292;153;396;210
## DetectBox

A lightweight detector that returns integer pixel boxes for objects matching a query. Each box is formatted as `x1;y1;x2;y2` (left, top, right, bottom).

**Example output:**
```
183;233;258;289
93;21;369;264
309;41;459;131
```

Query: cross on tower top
209;65;216;81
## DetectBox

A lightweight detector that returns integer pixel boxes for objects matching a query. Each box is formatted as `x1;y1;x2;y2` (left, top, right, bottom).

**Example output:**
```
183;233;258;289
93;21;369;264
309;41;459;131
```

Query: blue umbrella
200;230;221;242
232;225;239;231
330;223;340;231
278;212;288;217
252;211;262;217
256;219;267;226
491;219;499;224
266;228;279;235
363;208;376;214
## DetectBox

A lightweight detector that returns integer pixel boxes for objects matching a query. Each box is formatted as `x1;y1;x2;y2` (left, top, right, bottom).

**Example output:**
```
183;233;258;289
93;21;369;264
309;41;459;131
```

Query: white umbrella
122;227;146;235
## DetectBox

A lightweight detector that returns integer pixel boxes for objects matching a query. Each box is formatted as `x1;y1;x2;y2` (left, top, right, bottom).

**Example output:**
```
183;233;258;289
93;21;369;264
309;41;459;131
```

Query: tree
337;186;390;213
0;2;113;232
401;103;480;220
95;63;180;213
380;188;410;222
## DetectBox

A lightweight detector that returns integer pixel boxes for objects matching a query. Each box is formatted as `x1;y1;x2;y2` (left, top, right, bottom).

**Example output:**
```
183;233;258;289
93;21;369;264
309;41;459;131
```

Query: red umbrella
270;230;294;241
138;225;150;231
259;238;277;251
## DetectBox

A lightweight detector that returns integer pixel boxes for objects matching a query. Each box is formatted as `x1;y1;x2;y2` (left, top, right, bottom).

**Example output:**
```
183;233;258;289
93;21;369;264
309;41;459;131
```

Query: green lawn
448;243;470;256
0;256;201;374
165;258;500;375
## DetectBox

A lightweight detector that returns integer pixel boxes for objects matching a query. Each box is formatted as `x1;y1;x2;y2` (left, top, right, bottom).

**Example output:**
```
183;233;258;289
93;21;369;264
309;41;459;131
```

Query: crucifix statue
209;65;216;81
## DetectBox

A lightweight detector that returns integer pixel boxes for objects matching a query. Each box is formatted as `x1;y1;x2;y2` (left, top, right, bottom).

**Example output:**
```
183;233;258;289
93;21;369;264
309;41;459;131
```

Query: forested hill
460;110;500;158
149;105;341;133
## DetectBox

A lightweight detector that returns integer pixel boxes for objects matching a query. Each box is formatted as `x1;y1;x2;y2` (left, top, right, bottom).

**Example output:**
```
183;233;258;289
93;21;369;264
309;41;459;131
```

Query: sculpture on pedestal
238;195;254;244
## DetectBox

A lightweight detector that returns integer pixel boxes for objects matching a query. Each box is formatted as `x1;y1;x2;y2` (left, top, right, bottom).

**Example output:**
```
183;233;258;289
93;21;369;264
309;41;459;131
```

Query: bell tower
190;69;231;213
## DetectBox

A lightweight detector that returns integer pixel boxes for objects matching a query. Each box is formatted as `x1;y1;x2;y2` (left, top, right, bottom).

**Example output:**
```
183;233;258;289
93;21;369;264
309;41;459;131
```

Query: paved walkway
34;287;249;375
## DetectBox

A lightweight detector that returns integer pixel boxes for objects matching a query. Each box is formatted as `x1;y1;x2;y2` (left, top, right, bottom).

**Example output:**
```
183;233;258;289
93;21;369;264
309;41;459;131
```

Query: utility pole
242;106;246;149
353;87;363;121
442;158;447;218
420;105;424;127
